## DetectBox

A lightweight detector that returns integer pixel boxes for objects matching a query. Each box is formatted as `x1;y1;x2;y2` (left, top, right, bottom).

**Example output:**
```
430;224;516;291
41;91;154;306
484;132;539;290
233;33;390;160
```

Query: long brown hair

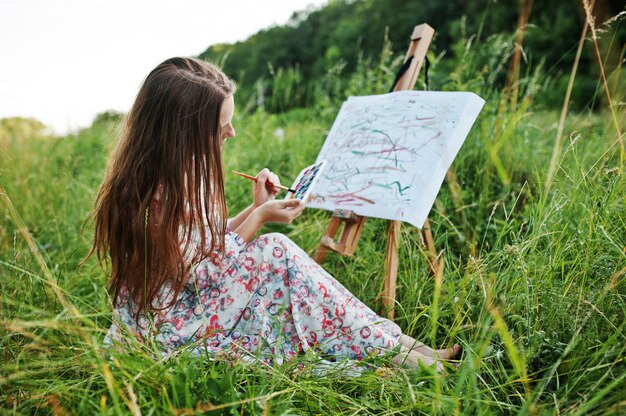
87;57;236;315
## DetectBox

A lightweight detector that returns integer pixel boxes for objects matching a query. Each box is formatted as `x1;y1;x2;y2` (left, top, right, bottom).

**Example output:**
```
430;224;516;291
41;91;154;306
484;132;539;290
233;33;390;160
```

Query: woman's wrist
234;208;265;243
227;204;255;231
250;205;266;225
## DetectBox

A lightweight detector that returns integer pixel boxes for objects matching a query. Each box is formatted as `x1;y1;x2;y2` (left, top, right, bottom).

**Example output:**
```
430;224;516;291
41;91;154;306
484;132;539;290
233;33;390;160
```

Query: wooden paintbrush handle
231;170;293;192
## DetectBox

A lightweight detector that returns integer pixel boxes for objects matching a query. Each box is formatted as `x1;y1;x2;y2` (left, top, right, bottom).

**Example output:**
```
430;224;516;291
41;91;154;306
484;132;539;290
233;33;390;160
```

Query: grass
1;30;625;416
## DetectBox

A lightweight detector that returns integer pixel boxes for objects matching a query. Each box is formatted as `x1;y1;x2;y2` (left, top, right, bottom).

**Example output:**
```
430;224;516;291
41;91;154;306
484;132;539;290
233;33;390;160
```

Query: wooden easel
313;24;441;320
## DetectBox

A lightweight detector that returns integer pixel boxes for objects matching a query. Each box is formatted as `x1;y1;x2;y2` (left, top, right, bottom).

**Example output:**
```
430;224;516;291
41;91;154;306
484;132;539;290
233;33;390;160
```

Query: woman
89;56;459;370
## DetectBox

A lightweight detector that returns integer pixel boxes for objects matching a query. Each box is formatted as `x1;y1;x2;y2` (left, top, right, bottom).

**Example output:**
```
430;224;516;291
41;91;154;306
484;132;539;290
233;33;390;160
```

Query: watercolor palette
285;160;328;204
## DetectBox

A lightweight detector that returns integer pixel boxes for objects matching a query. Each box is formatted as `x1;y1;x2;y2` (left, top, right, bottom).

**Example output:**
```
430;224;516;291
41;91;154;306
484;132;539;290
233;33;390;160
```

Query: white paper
309;90;485;228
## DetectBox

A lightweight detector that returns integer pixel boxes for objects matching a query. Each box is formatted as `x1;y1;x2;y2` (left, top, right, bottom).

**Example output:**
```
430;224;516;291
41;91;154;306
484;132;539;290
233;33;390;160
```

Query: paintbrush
231;170;295;193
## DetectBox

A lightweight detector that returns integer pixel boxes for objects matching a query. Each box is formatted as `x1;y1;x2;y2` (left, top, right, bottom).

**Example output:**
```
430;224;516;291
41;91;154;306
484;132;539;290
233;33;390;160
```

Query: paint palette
285;160;328;204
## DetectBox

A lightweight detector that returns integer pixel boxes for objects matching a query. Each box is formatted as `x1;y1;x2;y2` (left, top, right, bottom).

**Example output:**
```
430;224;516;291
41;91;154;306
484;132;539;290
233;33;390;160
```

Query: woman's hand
253;168;281;208
254;199;305;224
235;199;305;242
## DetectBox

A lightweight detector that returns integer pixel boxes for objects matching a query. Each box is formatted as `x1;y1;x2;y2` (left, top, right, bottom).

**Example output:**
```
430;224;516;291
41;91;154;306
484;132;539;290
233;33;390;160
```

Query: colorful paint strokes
308;90;485;228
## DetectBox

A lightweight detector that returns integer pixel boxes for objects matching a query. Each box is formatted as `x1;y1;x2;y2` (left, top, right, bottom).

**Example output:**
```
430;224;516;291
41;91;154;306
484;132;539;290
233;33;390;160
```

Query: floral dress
105;229;402;365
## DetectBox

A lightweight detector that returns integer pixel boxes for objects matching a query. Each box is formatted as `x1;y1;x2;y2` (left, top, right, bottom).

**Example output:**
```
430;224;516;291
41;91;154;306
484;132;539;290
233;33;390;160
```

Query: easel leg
420;218;441;276
313;217;341;264
382;220;401;319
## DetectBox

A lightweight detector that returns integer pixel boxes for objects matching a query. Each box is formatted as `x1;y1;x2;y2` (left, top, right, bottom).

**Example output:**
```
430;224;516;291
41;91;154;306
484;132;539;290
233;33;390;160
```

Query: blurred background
1;0;624;137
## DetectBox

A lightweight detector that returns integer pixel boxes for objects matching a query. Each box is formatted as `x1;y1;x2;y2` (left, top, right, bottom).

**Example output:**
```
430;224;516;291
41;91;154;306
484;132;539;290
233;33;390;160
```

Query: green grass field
1;44;625;414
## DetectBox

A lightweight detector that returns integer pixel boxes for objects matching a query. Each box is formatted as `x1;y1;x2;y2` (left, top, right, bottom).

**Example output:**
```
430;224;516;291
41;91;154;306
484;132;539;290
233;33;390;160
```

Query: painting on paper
308;90;485;228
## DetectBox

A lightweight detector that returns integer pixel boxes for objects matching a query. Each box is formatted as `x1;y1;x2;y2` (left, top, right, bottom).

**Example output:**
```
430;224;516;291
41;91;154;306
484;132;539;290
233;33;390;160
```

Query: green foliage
0;116;51;143
201;0;626;113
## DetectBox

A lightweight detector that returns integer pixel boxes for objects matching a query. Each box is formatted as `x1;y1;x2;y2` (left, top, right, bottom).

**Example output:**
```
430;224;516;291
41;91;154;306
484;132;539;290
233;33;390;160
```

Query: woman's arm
227;204;255;230
234;199;304;242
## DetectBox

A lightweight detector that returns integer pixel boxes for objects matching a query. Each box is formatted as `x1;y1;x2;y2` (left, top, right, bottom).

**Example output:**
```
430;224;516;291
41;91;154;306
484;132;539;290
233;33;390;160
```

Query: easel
313;24;441;320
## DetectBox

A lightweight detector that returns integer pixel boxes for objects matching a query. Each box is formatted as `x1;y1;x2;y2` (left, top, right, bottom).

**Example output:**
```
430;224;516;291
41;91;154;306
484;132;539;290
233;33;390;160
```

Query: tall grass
1;20;625;416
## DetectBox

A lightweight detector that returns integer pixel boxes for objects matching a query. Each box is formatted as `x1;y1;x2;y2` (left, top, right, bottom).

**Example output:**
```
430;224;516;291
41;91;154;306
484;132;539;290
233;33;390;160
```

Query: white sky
0;0;327;135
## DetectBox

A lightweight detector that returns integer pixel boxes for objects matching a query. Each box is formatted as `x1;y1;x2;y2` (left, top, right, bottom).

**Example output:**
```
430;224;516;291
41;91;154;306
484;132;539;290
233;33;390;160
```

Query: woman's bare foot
392;347;444;372
435;344;462;360
399;334;462;361
399;334;433;356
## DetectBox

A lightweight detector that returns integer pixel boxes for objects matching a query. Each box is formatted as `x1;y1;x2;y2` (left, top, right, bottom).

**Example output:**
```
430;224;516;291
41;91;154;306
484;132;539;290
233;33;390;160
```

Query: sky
0;0;327;135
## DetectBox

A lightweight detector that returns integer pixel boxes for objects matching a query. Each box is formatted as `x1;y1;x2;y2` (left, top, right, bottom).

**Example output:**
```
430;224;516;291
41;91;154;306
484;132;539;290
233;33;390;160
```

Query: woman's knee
248;233;289;250
256;233;294;257
263;232;293;246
